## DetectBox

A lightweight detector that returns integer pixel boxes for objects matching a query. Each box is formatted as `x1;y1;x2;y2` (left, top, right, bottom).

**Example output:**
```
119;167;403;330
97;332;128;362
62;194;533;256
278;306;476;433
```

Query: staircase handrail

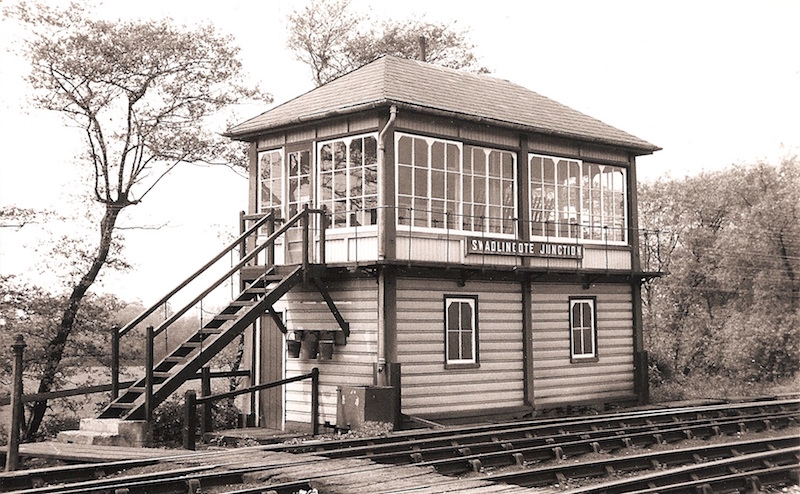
117;212;275;338
149;207;321;339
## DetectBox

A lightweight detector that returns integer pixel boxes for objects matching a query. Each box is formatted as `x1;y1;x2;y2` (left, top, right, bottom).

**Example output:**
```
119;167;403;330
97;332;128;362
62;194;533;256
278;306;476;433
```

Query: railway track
1;398;797;493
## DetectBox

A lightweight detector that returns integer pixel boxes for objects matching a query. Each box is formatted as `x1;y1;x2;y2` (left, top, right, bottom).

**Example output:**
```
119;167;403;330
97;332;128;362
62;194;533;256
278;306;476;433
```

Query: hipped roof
227;56;659;154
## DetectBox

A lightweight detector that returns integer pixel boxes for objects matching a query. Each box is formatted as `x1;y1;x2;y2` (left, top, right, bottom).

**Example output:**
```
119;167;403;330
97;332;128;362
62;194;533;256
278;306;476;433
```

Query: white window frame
317;133;379;231
529;154;628;245
395;132;517;237
569;297;598;361
258;148;285;216
444;296;479;367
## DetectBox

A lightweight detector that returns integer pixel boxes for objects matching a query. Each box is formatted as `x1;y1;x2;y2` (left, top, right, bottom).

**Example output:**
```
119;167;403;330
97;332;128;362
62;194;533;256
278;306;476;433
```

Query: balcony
240;206;665;280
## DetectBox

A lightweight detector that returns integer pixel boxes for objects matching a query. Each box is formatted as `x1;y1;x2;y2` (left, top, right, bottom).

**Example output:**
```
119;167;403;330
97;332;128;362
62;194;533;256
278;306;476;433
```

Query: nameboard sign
467;238;583;259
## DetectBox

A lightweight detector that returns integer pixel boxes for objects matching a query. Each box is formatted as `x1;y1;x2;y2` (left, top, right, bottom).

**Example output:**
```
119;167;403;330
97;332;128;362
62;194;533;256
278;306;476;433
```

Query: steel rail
266;398;800;455
407;410;799;475
342;409;797;466
483;434;800;489
9;463;312;494
0;457;162;491
565;445;800;494
270;401;798;466
10;464;217;494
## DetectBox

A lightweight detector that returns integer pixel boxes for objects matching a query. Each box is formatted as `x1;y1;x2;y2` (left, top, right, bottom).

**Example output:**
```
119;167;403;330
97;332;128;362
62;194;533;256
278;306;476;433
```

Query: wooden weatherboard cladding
531;283;635;408
396;278;525;416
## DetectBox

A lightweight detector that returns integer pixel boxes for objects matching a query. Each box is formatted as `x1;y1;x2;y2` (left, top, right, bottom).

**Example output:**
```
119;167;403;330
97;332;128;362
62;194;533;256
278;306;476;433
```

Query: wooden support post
302;204;309;281
145;326;154;428
111;326;120;401
5;334;26;472
319;206;327;264
311;367;319;436
267;209;275;266
239;210;246;262
183;390;196;450
201;367;212;434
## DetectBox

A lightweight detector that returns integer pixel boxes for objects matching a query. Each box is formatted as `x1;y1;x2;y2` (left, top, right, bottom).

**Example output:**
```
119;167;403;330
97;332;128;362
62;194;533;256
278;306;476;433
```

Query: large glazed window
258;149;283;214
444;296;479;367
569;297;597;361
529;155;627;243
396;133;516;235
287;149;311;220
318;134;378;229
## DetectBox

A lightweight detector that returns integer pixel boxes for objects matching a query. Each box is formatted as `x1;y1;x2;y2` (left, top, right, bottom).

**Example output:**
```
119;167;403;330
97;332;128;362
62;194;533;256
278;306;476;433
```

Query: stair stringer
100;266;304;421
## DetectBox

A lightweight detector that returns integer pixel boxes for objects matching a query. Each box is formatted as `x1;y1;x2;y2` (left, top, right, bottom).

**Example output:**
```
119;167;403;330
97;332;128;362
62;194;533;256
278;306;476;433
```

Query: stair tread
107;402;137;409
213;314;240;320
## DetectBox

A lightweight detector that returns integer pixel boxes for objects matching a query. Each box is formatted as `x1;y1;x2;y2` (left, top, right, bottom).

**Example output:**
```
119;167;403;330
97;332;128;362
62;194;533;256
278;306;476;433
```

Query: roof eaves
223;99;394;141
388;100;662;154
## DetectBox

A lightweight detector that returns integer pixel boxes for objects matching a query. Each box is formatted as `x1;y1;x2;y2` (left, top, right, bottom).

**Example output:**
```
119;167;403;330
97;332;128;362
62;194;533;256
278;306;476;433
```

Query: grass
650;374;800;403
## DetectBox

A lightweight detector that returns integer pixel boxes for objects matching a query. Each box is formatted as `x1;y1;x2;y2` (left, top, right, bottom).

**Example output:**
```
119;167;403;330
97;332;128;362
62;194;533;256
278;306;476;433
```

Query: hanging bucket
319;339;335;360
287;339;302;358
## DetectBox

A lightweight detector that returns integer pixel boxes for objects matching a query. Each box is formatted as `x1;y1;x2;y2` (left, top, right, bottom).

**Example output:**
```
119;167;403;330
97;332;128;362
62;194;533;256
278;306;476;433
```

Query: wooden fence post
311;367;319;436
5;334;26;472
201;367;212;435
145;326;154;434
183;390;196;450
111;326;120;400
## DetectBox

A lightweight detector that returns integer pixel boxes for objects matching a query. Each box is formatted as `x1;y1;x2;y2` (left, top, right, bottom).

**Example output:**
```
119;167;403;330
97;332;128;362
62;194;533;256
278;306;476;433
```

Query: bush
151;395;241;447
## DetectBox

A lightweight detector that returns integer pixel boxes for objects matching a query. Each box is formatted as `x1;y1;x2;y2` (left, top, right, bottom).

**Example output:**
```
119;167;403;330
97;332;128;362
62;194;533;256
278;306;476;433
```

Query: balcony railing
248;205;665;274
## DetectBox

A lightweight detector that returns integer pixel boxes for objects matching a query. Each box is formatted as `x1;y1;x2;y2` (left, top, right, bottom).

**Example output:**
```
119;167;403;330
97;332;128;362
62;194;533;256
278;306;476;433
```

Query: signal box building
226;56;660;429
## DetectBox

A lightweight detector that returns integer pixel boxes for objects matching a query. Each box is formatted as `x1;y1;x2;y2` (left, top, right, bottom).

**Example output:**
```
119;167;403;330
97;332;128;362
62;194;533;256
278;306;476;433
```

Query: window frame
443;295;480;369
528;154;628;245
395;132;517;237
257;148;285;217
569;296;598;362
317;133;379;231
286;145;312;225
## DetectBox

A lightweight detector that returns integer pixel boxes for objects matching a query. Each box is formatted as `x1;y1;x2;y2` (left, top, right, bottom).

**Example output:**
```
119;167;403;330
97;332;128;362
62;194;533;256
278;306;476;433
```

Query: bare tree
5;1;267;439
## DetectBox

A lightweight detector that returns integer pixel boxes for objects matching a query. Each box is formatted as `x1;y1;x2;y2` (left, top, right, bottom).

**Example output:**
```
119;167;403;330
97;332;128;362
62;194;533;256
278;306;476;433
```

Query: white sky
1;0;799;304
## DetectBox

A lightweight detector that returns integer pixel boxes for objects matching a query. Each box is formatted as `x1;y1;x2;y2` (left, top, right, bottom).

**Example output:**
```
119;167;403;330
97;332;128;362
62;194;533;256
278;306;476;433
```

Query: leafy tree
4;1;265;439
287;0;487;86
0;275;128;439
639;156;800;394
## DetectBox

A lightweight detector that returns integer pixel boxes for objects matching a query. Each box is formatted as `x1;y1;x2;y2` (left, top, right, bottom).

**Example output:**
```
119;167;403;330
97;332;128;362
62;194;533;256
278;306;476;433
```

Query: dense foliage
287;0;487;86
639;157;799;398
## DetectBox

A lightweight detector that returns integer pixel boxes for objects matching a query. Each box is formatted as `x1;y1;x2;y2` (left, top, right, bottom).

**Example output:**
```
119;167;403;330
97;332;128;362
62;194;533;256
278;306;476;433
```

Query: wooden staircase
98;266;303;420
97;265;303;421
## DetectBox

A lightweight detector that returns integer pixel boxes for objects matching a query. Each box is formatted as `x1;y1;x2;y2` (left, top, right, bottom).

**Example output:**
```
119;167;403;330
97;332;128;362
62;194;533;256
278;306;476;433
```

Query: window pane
364;136;377;165
398;165;412;195
583;327;594;355
431;141;445;170
431;170;445;199
461;332;473;360
447;144;459;171
448;332;459;360
398;135;412;164
414;167;428;197
333;142;346;170
414;138;428;167
350;138;363;167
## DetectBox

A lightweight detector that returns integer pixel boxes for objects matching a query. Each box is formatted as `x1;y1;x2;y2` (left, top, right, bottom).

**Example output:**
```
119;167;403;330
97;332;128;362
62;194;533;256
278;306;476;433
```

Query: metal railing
182;368;319;449
265;204;664;273
109;206;329;424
